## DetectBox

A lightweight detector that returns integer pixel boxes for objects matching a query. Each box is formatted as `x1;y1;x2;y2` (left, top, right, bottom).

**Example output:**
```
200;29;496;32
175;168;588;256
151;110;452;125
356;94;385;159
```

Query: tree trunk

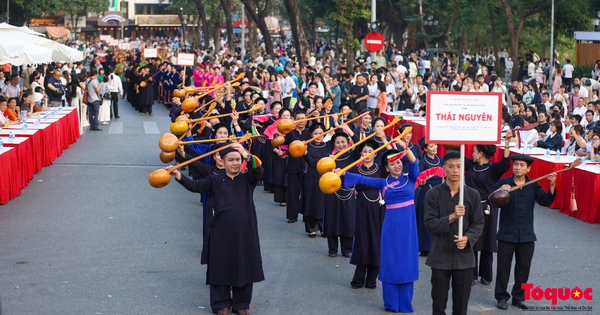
240;0;274;55
220;0;235;50
488;3;499;70
540;26;547;59
283;0;310;65
214;27;221;52
197;2;210;49
418;0;428;49
343;23;354;71
248;15;258;57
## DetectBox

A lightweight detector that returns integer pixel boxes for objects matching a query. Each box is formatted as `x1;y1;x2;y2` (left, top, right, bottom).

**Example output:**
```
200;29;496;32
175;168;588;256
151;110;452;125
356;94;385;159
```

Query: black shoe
480;278;491;285
512;300;528;309
308;233;316;238
365;283;377;289
342;252;352;258
496;300;508;310
287;219;297;223
419;251;429;257
351;283;362;289
328;253;337;257
115;116;120;119
91;128;103;131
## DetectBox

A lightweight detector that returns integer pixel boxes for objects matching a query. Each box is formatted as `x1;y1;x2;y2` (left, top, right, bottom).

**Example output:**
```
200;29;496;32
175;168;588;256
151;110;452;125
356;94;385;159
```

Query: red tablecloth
559;165;600;223
2;136;34;190
0;130;43;173
0;108;81;204
0;147;18;204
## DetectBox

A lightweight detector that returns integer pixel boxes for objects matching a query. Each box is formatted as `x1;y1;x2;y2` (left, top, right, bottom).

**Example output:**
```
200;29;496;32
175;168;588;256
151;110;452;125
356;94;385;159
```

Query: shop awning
46;26;70;39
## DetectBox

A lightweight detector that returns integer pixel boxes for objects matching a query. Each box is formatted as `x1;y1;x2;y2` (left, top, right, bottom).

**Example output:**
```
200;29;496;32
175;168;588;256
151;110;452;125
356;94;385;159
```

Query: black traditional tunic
464;156;510;252
350;163;386;266
414;154;445;253
302;142;330;221
322;151;356;237
176;165;265;286
138;73;154;107
401;142;423;173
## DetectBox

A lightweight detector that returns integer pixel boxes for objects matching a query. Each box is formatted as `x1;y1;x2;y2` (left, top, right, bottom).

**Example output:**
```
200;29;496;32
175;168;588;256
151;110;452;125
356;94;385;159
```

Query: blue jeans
88;100;100;129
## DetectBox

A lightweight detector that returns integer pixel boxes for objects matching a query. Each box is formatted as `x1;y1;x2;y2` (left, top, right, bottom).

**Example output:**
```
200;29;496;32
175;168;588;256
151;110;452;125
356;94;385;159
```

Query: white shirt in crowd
563;64;574;78
107;74;124;95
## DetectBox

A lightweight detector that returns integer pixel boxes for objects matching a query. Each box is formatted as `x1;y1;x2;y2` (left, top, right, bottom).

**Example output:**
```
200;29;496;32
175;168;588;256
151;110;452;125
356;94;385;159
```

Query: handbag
103;92;111;100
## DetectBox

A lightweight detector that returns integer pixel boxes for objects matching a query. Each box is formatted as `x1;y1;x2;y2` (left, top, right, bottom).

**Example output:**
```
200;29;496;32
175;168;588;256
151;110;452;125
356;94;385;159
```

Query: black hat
358;108;371;116
243;87;258;95
253;96;268;105
510;154;535;166
211;123;230;135
371;116;386;128
397;123;412;136
353;138;379;160
329;131;350;150
211;142;240;159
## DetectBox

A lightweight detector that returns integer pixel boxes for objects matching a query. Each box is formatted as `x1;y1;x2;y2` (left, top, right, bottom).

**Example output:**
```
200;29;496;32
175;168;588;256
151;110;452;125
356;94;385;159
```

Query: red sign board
364;32;385;52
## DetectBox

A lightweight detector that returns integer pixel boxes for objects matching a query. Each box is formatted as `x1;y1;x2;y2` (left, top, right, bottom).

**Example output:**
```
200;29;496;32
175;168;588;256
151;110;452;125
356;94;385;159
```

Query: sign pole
458;144;465;239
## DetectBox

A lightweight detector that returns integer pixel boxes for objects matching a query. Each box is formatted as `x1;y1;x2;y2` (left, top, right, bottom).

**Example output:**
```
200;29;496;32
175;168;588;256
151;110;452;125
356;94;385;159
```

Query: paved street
0;99;599;315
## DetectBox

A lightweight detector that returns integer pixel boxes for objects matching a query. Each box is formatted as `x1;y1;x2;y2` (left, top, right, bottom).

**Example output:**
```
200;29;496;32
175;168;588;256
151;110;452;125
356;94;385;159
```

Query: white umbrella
0;23;83;64
0;41;53;66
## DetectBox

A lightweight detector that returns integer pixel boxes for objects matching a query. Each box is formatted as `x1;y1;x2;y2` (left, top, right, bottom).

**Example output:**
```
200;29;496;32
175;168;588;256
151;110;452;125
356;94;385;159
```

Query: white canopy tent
0;23;83;66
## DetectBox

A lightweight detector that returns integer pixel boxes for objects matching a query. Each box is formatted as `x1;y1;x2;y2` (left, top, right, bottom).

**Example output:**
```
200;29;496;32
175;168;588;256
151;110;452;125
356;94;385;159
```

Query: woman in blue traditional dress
340;139;420;313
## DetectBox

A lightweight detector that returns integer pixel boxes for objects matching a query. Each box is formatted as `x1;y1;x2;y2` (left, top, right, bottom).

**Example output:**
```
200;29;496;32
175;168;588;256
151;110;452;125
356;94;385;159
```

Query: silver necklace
473;163;490;172
359;164;379;176
310;142;326;148
424;155;440;166
335;187;355;201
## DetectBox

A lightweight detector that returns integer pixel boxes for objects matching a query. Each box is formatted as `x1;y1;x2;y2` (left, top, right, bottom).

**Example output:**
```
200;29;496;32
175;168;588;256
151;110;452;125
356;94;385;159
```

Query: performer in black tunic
414;138;444;256
371;117;392;162
175;143;227;265
137;66;154;116
285;110;310;223
323;132;356;257
349;139;386;288
302;123;329;237
168;143;264;315
491;154;556;310
244;97;269;188
398;123;424;173
352;109;374;144
270;106;291;205
465;133;512;286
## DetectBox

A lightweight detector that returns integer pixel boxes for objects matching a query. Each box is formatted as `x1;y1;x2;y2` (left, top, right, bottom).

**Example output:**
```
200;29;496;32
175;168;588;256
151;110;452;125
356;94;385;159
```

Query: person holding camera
46;69;64;107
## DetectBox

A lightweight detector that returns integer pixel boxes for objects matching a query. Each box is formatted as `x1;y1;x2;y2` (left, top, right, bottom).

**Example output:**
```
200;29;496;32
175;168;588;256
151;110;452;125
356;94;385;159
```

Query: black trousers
272;184;286;204
473;250;494;282
283;97;291;109
352;263;379;288
495;241;535;302
210;283;253;313
431;268;473;315
286;173;304;220
304;215;321;233
110;92;119;118
142;104;153;115
327;236;353;255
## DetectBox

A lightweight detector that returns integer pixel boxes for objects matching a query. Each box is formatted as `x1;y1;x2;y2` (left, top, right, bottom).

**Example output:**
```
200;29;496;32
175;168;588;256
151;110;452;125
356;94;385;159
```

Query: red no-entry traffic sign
364;32;385;52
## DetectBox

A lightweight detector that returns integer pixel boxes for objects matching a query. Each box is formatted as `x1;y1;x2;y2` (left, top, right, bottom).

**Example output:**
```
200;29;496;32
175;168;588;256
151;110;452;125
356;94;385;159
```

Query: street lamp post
180;7;187;52
548;0;554;93
240;4;246;60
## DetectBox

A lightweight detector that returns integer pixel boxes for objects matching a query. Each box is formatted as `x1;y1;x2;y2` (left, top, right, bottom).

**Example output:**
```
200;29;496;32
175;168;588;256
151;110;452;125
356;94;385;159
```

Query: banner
426;91;502;145
176;53;195;66
144;48;158;58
